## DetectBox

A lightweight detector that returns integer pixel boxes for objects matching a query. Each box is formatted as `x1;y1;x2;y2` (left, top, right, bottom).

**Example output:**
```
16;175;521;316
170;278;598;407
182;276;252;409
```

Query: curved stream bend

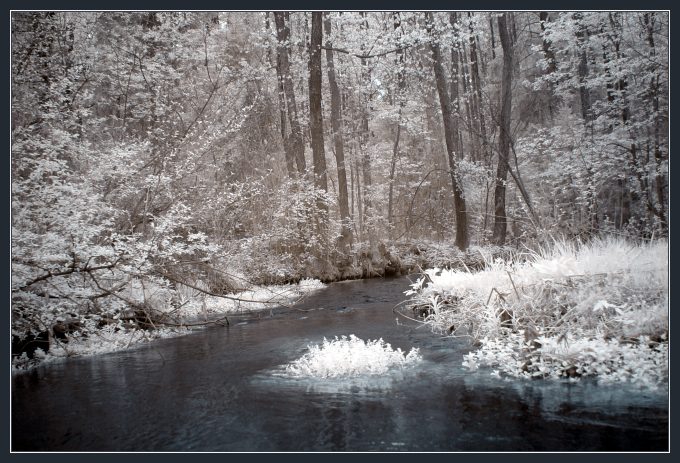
12;277;668;451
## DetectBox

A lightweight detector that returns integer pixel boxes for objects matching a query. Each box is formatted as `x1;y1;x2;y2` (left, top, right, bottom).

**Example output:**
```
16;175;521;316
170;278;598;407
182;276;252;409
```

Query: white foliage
284;334;421;378
463;331;668;389
172;278;326;319
408;238;668;386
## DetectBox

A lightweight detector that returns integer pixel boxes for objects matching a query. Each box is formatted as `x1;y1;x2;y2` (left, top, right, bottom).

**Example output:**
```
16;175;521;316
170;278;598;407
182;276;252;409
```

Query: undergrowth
402;237;668;388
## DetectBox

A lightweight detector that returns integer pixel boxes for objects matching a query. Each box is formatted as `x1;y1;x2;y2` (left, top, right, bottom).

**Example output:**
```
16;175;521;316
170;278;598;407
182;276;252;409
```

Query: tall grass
404;237;668;387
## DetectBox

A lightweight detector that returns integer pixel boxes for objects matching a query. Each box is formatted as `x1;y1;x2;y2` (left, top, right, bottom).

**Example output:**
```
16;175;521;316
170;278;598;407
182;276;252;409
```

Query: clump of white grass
405;237;668;387
284;334;422;378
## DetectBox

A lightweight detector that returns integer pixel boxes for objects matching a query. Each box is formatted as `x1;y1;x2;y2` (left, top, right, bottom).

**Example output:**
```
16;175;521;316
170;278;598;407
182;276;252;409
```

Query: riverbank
247;239;513;284
12;239;511;371
401;238;669;389
11;278;328;372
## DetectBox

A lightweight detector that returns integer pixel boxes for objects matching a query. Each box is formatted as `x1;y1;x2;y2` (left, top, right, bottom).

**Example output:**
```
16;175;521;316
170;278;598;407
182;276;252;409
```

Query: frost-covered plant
12;326;192;372
463;331;668;389
284;334;422;378
405;238;668;386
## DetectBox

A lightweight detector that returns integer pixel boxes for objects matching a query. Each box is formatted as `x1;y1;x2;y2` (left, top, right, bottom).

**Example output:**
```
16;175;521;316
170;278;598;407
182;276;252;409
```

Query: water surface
12;277;668;451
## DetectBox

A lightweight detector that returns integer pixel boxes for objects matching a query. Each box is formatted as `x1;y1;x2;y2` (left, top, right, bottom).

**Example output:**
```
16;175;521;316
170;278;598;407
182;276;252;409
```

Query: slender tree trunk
608;12;630;124
459;43;474;160
277;80;296;177
388;12;405;237
358;13;374;244
354;153;363;240
492;13;514;245
350;157;355;225
449;12;462;160
468;13;490;164
510;13;518;45
387;118;400;236
538;11;557;121
308;12;328;213
267;13;296;178
461;41;478;161
538;12;557;74
488;14;496;59
425;12;469;251
323;13;352;245
273;12;306;175
644;12;667;228
573;13;592;124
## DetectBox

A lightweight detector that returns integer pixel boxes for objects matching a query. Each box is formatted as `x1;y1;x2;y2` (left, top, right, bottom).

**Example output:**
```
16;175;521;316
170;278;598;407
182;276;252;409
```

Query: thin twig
507;271;520;300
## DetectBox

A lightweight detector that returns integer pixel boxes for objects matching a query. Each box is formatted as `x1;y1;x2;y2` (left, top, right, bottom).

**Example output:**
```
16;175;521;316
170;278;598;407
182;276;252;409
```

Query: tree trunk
538;11;557;121
273;12;306;175
388;12;405;237
448;12;462;160
573;13;592;124
538;12;557;74
459;42;473;160
488;14;496;59
644;12;667;229
468;13;489;164
267;13;296;178
308;12;328;212
425;12;469;251
358;13;374;244
492;13;514;245
323;13;352;245
354;154;363;240
387;118;401;237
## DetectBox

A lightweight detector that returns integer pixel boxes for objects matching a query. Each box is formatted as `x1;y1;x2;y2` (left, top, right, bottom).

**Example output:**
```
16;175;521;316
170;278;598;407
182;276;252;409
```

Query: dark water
12;277;668;451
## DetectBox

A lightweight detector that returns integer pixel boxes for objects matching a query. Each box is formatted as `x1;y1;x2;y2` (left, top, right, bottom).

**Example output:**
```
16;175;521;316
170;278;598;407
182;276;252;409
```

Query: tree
492;13;514;245
274;11;307;176
387;12;406;237
425;12;469;251
323;13;352;247
308;12;328;214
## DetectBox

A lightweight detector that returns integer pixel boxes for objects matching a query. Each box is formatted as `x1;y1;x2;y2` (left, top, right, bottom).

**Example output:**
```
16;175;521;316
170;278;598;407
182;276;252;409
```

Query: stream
12;276;668;451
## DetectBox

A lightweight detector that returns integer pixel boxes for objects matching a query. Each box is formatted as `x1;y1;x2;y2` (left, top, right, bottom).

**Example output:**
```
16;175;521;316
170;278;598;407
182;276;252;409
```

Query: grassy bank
402;238;668;389
12;278;328;371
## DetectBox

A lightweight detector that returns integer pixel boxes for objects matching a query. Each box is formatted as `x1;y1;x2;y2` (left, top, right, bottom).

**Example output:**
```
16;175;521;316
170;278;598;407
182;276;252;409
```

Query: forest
11;11;668;373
